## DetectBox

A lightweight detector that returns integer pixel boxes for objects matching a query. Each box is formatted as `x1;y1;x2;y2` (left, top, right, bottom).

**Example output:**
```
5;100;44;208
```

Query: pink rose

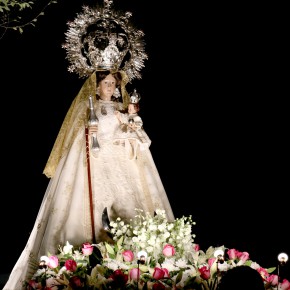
162;244;175;257
227;248;239;259
193;243;200;251
237;251;249;262
162;268;169;278
82;242;94;256
129;268;140;281
65;259;77;272
208;257;216;268
69;276;83;288
109;269;128;287
257;267;269;280
266;274;278;286
199;266;211;280
122;250;134;262
47;255;59;268
280;279;290;290
152;267;169;279
153;267;165;280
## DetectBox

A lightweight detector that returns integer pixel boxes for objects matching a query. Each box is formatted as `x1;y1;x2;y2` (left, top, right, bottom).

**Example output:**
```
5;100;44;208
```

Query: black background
1;0;289;282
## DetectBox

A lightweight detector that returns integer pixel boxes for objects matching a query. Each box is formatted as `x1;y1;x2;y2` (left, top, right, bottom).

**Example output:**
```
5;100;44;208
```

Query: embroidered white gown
3;81;174;289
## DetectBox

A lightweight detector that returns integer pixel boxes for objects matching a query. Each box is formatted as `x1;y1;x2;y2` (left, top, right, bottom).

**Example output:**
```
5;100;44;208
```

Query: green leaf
175;270;183;284
117;236;124;249
139;265;148;272
267;267;276;274
105;243;115;256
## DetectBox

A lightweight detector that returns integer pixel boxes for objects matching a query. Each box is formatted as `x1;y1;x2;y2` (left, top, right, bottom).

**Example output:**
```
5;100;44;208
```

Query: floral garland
25;209;290;290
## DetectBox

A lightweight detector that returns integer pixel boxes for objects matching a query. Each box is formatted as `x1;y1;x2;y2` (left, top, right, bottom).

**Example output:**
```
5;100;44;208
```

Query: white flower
218;262;231;272
145;246;154;253
62;241;74;254
103;258;129;271
175;258;189;268
174;268;195;288
161;258;179;272
149;224;157;231
250;261;261;270
116;229;123;236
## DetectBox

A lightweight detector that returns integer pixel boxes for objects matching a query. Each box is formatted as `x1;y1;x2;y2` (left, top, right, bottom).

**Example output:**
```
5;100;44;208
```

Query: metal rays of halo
62;0;148;82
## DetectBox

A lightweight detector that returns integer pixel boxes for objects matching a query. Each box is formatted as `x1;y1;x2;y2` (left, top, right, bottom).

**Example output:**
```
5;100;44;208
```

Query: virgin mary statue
3;2;174;289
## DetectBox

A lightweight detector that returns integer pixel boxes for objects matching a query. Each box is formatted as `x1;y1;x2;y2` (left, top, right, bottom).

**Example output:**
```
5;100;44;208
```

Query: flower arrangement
25;209;290;290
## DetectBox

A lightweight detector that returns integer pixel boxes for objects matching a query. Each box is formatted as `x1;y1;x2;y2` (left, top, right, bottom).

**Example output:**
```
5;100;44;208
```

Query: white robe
3;98;174;290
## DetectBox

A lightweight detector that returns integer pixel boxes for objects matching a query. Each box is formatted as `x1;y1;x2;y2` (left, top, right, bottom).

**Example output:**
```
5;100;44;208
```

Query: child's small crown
130;89;141;104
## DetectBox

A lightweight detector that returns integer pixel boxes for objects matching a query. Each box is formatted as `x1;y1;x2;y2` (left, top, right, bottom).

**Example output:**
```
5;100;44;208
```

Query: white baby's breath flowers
107;208;196;264
116;229;123;236
145;246;154;254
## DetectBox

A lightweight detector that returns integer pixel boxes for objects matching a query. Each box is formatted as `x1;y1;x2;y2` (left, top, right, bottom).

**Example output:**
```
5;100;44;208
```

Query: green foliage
0;0;57;38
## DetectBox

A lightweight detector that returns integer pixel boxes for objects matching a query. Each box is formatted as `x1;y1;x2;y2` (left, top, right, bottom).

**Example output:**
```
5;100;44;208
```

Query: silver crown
62;0;148;81
130;89;141;104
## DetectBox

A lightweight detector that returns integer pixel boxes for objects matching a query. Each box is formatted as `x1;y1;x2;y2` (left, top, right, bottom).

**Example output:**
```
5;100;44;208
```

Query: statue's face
98;74;117;100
